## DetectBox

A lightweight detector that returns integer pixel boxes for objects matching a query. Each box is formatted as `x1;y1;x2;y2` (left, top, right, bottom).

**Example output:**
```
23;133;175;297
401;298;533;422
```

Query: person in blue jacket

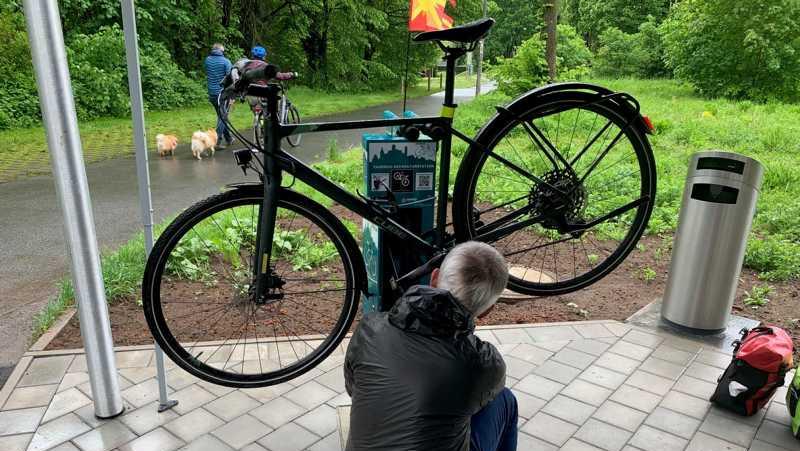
204;43;233;148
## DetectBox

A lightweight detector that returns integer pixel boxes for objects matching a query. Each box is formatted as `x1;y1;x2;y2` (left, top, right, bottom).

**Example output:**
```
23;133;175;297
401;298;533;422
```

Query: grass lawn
31;77;800;338
454;71;491;89
0;84;433;183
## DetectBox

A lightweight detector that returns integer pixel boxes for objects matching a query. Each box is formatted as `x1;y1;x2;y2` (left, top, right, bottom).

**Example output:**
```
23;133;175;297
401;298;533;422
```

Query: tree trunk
220;0;233;28
544;0;559;81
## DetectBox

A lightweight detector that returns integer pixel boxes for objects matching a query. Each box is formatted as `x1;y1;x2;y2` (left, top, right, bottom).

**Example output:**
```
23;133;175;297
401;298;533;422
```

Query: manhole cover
499;266;554;304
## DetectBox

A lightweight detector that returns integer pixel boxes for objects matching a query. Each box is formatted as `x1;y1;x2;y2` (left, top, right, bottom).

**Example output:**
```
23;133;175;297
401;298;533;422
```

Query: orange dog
155;134;178;157
191;129;218;160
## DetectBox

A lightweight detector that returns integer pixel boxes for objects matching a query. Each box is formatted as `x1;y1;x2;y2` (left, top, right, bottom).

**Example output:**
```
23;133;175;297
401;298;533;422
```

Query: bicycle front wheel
142;186;362;387
452;90;656;296
285;105;302;147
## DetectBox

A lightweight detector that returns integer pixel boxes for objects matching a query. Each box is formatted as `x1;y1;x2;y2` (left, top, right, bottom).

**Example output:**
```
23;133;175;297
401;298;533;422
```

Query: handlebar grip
275;72;298;81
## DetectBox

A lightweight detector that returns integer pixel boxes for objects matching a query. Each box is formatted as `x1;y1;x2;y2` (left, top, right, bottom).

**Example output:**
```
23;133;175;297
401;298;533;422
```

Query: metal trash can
661;151;763;333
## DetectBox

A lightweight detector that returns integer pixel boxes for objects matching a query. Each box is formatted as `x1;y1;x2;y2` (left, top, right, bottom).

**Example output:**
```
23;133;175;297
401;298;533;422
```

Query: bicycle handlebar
239;65;297;88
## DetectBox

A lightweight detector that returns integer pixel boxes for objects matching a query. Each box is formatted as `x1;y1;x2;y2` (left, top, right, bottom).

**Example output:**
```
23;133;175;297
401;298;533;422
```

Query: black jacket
344;286;506;451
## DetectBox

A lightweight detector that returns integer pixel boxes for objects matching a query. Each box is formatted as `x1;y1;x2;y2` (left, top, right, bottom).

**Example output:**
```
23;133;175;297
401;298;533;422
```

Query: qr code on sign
415;172;433;191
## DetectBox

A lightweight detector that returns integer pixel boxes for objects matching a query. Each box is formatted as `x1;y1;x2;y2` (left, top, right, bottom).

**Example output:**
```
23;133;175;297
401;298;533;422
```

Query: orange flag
409;0;456;32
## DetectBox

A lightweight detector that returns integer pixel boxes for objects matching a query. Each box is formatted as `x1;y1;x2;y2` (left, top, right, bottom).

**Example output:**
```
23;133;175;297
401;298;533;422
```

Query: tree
483;0;544;61
661;0;800;101
593;16;669;78
573;0;669;49
543;0;559;80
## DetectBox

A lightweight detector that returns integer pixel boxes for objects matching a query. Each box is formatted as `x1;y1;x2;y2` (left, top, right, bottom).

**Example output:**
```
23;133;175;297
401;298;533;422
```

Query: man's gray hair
437;241;509;316
212;43;225;51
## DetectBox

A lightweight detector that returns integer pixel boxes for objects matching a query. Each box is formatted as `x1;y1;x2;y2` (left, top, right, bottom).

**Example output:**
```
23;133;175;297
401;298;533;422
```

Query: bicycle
252;79;302;147
142;18;657;388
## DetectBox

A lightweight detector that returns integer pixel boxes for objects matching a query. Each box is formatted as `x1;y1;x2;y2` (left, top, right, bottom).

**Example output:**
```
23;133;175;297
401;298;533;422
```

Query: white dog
155;134;178;157
191;129;218;160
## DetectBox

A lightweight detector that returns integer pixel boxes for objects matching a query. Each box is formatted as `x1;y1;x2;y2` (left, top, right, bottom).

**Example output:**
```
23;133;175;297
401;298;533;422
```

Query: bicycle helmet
251;45;267;60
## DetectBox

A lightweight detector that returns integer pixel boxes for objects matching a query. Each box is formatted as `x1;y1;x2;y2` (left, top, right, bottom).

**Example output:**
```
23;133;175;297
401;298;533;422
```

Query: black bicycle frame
249;51;563;296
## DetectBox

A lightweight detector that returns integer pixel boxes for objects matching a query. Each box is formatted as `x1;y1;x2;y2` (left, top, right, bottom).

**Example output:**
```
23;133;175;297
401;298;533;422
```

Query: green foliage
492;26;591;96
570;0;670;49
273;229;338;271
743;285;772;309
492;35;549;96
594;16;668;78
744;237;800;282
167;236;213;281
660;0;800;101
65;25;204;121
484;0;544;60
0;17;204;127
556;24;593;74
638;267;657;283
0;12;40;129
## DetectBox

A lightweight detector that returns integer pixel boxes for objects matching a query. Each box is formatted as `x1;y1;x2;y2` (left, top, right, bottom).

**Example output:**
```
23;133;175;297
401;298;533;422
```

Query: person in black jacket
344;241;517;451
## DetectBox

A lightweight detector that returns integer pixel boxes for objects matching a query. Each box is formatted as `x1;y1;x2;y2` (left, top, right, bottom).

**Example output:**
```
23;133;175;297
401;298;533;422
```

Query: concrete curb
0;355;32;407
29;307;77;352
23;319;623;358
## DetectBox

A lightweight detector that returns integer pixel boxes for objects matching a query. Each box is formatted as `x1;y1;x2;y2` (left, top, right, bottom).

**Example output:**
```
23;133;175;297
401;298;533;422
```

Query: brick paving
0;320;796;451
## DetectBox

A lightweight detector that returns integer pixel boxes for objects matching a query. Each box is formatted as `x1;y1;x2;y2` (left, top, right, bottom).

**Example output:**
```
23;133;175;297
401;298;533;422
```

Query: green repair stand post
361;132;437;313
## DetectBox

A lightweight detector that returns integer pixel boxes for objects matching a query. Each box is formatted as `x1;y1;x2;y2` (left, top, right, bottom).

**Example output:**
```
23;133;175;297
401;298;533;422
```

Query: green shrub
492;35;549;96
594;28;647;78
660;0;800;101
594;17;669;78
556;24;593;76
0;12;40;129
492;25;591;96
67;25;205;120
0;21;205;127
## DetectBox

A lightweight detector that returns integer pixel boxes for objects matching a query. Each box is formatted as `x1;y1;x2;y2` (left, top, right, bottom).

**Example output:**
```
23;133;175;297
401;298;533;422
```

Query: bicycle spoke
475;194;530;216
578;197;649;231
569;119;613;167
524;120;571;171
579;130;626;184
504;235;576;259
565;108;581;160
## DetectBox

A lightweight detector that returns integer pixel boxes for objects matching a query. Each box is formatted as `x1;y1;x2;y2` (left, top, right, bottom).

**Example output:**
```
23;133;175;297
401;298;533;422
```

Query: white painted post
119;0;177;412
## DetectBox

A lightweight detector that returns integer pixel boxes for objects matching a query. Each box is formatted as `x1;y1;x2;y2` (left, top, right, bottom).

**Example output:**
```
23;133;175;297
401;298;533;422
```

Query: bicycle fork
253;85;283;302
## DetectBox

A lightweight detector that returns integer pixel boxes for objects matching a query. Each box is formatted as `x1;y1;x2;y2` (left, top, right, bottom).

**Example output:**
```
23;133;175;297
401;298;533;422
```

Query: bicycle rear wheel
452;90;656;296
142;186;362;387
285;104;302;147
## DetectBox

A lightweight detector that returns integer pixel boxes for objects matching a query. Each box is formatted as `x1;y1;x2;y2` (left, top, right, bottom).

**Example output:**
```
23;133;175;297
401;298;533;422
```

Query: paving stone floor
0;320;796;451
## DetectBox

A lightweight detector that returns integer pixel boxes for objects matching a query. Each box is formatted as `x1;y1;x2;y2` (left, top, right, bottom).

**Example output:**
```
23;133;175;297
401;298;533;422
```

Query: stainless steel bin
661;151;763;333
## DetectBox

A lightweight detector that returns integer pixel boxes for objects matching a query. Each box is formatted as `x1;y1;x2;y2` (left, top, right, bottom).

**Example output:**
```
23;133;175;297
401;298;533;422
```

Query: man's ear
430;268;440;288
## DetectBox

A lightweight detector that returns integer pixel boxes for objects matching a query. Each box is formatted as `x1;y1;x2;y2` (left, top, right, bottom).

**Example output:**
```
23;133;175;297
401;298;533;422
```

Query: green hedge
0;14;206;129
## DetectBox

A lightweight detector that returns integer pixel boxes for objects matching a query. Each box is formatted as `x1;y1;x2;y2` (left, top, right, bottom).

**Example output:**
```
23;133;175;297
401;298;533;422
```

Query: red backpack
710;326;795;416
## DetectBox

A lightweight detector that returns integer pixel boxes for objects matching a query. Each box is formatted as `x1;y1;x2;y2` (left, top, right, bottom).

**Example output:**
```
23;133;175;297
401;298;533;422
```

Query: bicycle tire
452;90;656;296
142;186;363;387
285;104;302;147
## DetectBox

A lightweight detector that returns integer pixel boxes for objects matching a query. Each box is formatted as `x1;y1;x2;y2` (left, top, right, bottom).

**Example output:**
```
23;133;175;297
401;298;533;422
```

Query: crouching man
345;242;518;451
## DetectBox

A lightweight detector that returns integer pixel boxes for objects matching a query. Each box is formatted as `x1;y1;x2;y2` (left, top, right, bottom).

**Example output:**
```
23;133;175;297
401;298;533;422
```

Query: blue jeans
209;95;232;144
471;388;518;451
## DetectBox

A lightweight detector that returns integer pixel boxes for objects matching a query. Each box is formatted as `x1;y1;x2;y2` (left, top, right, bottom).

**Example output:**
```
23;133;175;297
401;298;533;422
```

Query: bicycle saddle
413;18;495;44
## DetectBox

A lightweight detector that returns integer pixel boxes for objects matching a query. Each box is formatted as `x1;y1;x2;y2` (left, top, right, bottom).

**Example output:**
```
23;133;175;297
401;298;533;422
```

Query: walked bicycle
252;78;301;147
142;18;656;388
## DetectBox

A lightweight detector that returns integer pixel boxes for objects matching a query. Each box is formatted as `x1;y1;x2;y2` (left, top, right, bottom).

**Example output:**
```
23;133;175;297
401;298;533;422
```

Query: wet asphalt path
0;85;494;383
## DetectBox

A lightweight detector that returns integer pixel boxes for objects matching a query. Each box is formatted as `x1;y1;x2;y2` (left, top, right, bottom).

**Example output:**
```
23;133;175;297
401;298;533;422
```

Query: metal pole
475;0;487;96
23;0;123;419
120;0;177;412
